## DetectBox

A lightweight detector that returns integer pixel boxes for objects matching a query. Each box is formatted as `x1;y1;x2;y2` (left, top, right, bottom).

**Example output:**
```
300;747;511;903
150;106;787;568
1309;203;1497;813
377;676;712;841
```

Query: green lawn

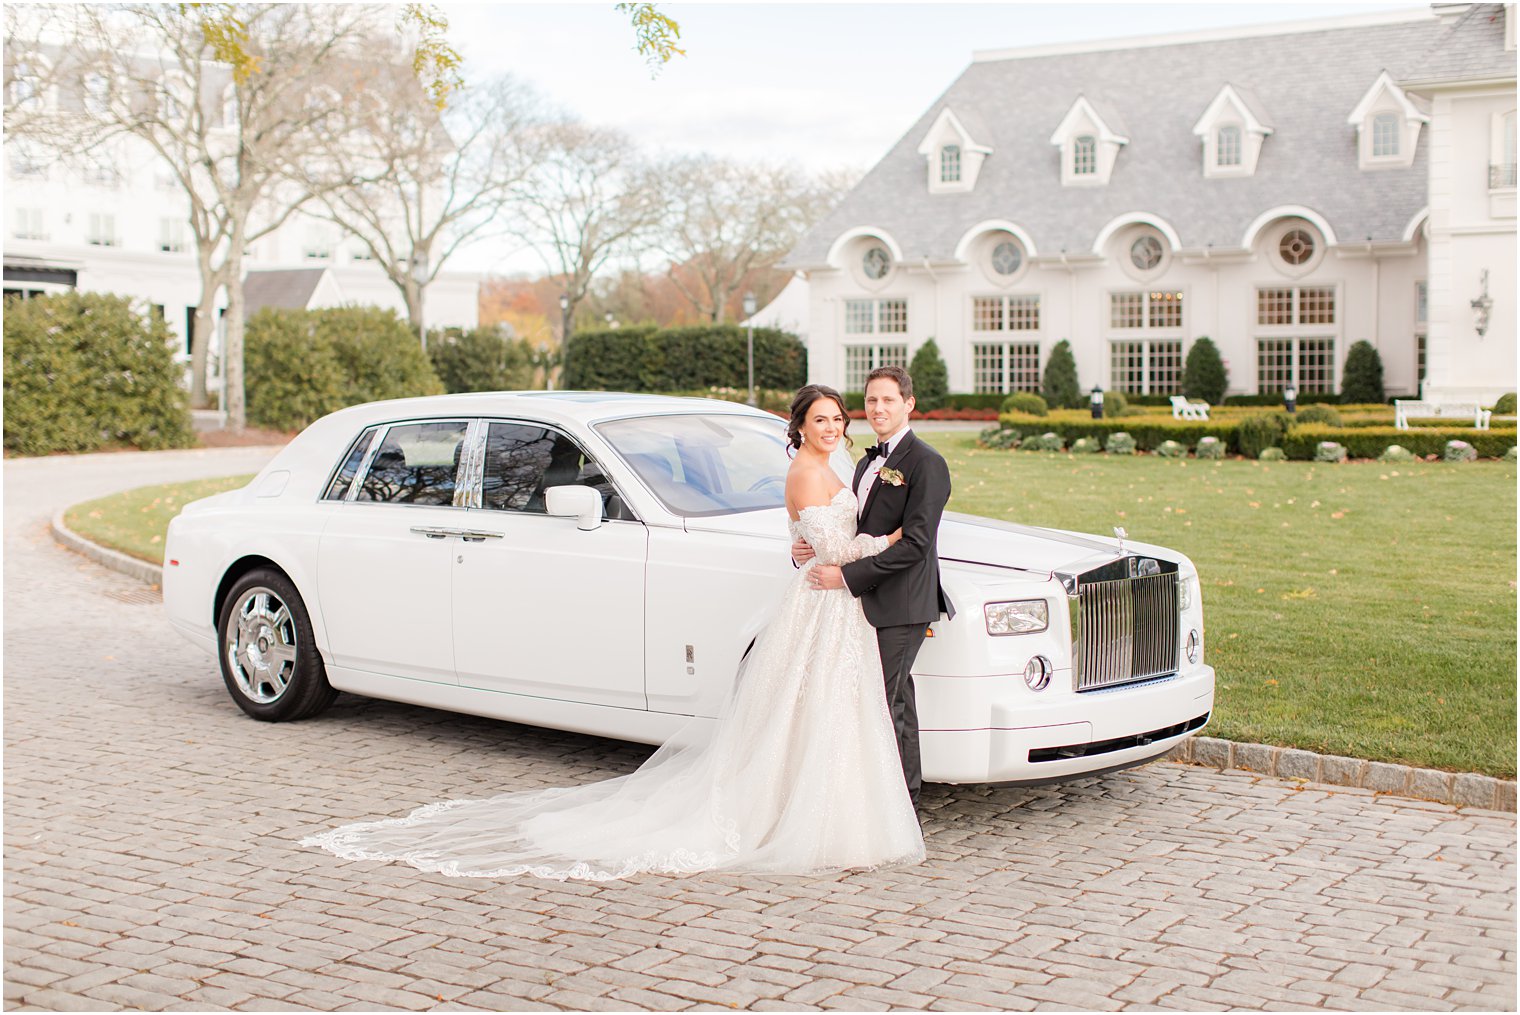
69;439;1517;776
64;475;255;565
919;432;1517;777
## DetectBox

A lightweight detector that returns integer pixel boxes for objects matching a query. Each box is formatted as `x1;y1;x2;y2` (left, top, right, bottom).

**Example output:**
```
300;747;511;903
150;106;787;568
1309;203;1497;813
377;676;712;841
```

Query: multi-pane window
1255;338;1336;394
990;241;1022;276
1217;125;1242;166
1073;135;1097;176
1415;280;1427;326
862;246;891;280
940;144;961;183
1372;113;1400;157
12;207;45;241
973;343;1040;394
971;295;1039;333
1279;229;1315;266
1109;340;1182;395
1130;236;1163;270
87;212;118;247
1416;334;1427;388
303;229;333;260
159;217;187;253
1110;291;1183;330
844;298;907;334
1257;286;1335;325
844;344;908;391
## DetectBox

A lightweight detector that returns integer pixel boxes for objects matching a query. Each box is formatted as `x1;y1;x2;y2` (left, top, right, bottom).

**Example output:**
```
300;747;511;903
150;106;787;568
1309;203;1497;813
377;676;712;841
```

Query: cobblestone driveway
5;449;1515;1012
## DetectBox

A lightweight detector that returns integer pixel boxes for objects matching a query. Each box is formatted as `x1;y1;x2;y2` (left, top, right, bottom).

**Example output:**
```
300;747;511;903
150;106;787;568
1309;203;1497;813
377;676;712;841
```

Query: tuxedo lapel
859;430;917;522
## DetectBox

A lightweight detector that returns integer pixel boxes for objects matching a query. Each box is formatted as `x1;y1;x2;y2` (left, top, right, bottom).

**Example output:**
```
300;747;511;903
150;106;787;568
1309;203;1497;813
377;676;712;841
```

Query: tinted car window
595;414;790;517
322;426;379;501
355;421;469;505
480;422;631;520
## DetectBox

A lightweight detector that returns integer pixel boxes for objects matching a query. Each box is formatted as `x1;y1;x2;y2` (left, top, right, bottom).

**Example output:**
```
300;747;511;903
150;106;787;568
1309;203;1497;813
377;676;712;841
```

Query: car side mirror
545;485;603;530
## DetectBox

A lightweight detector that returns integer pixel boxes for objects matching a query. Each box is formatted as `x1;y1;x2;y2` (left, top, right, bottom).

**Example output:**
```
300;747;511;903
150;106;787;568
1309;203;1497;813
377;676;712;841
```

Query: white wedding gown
301;487;925;880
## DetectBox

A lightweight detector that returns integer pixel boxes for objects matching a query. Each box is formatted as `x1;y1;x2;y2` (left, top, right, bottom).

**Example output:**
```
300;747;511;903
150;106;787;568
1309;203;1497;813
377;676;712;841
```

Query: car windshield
595;413;790;517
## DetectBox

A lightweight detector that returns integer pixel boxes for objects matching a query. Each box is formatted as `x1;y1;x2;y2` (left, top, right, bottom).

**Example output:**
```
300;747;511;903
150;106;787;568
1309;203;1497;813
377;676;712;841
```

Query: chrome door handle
459;529;504;542
410;526;462;539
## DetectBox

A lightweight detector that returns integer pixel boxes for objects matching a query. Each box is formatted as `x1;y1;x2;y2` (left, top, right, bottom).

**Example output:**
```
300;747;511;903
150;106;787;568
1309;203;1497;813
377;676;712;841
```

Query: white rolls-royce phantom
164;392;1215;785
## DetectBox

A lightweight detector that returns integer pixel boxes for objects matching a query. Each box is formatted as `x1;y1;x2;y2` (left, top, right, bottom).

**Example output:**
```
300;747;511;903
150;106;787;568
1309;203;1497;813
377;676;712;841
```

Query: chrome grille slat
1073;564;1180;692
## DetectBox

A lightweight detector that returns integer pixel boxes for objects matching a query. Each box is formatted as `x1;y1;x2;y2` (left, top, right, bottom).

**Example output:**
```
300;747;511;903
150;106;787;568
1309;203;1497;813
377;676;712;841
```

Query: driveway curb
1164;736;1517;812
51;509;164;587
52;508;1516;814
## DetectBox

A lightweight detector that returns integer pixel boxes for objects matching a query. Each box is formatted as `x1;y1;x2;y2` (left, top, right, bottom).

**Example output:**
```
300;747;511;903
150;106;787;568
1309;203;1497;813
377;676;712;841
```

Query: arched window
1073;136;1097;176
940;144;961;183
1372;113;1400;157
1216;125;1242;167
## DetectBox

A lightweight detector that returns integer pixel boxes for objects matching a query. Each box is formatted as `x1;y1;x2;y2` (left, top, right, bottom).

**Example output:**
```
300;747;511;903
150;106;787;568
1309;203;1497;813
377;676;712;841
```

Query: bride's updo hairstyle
785;384;853;457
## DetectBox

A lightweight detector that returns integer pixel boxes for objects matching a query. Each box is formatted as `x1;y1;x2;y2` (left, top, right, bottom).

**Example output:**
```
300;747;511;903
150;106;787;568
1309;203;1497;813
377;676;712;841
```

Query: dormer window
917;108;992;194
1073;136;1097;176
1050;97;1127;187
940;145;961;183
1348;71;1426;170
1192;85;1272;178
1217;126;1241;166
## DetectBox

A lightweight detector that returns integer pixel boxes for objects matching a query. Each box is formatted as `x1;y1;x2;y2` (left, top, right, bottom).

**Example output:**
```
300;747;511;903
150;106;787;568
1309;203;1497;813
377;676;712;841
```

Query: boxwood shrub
3;291;194;455
1001;392;1048;416
245;306;444;431
1281;424;1518;460
1156;439;1186;458
427;325;532;393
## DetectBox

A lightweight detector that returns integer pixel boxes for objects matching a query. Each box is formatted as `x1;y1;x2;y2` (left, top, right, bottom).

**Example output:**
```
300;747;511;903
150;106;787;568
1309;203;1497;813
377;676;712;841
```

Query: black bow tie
866;442;890;462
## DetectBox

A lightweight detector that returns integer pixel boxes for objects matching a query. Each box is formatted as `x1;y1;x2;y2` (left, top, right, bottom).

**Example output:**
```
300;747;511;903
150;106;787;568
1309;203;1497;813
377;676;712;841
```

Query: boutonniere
877;467;905;487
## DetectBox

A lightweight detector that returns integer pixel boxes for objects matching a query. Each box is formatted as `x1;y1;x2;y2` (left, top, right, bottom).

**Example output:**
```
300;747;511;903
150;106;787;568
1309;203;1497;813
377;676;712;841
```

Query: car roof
318;391;780;430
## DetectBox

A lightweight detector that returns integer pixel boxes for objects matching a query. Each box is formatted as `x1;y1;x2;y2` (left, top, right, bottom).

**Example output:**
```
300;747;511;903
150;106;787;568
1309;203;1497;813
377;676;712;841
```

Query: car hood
681;509;1154;577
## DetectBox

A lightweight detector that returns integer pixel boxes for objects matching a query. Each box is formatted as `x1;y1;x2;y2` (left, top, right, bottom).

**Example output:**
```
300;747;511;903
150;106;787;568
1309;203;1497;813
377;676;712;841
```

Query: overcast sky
442;2;1430;274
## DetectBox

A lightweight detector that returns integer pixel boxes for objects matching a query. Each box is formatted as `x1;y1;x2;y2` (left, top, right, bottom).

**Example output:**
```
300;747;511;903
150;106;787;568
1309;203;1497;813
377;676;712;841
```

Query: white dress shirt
855;423;913;517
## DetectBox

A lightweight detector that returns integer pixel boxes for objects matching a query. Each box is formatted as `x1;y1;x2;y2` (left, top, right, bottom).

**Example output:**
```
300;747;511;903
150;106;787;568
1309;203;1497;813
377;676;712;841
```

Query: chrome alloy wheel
225;586;298;704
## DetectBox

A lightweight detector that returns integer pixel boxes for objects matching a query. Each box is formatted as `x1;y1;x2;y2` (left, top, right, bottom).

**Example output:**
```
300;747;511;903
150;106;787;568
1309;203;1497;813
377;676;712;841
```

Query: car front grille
1070;556;1180;692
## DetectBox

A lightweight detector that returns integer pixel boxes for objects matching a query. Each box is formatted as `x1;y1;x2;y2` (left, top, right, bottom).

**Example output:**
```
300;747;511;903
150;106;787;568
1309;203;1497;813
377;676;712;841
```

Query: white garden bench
1393;399;1492;430
1170;395;1210;421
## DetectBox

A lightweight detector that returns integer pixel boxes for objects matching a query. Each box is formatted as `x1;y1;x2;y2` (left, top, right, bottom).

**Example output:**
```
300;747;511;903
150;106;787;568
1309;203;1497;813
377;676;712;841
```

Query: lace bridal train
301;487;925;880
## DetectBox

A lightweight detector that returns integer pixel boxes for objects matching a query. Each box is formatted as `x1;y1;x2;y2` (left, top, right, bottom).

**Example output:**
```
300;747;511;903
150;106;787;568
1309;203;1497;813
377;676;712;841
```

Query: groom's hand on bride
808;565;844;590
791;538;816;567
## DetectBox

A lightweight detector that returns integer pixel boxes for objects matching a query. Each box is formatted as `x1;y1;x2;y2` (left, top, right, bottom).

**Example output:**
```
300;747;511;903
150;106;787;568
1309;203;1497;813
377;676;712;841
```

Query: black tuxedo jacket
841;429;955;628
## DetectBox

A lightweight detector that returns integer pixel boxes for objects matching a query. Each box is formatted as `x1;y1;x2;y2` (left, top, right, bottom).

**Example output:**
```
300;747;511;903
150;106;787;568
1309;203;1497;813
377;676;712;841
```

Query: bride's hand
887;528;903;545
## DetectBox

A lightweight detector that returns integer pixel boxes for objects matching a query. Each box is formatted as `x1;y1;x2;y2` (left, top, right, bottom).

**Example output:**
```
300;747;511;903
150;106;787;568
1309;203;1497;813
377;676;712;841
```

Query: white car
164;392;1215;785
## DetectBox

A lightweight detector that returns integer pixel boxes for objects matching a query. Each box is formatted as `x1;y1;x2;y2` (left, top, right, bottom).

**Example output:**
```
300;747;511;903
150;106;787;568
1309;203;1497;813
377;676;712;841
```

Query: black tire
216;567;336;721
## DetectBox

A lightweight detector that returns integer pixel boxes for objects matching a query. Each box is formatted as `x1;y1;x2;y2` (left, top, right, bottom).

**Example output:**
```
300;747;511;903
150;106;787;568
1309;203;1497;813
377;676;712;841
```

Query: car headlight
984;599;1048;636
1179;575;1198;612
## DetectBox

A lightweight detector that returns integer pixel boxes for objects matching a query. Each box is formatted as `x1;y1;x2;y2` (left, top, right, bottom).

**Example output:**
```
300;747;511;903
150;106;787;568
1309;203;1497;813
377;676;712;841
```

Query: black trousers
876;622;928;807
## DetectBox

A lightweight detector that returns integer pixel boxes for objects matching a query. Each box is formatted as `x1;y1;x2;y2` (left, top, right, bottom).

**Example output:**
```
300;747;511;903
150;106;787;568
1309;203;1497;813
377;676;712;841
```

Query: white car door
450;421;648;710
316;419;471;684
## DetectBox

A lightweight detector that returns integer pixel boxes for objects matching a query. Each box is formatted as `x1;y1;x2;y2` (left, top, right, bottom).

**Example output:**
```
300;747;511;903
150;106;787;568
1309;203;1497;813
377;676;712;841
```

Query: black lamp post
743;290;758;407
1284;383;1297;414
1090;385;1104;419
558;293;570;389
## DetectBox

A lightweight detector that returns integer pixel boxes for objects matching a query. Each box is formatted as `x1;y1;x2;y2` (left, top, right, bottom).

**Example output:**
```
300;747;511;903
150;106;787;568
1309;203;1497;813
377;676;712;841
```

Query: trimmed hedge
996;412;1237;451
427;325;532;393
1001;392;1048;416
847;391;1006;411
565;324;806;392
245;306;444;431
1224;393;1347;406
1294;404;1343;427
1281;424;1518;460
3;291;194;455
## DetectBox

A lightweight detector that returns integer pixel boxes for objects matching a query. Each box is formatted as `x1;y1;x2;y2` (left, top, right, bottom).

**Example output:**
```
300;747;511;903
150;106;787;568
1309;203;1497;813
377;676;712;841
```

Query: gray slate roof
1406;4;1516;84
788;15;1450;266
243;269;328;313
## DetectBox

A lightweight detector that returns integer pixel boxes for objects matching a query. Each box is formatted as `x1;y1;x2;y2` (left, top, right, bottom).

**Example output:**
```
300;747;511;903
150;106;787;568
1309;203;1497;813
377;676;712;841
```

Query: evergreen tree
1041;339;1082;409
1341;340;1385;404
1182;336;1228;404
908;337;950;410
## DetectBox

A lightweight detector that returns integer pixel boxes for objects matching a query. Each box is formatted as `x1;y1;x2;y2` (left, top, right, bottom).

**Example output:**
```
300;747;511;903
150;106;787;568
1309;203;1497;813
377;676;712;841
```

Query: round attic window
991;241;1023;276
1130;235;1163;271
1279;229;1315;266
862;246;891;280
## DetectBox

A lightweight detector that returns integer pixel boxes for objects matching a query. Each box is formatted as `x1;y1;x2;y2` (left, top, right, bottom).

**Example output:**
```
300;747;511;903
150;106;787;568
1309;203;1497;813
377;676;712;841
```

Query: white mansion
785;5;1516;403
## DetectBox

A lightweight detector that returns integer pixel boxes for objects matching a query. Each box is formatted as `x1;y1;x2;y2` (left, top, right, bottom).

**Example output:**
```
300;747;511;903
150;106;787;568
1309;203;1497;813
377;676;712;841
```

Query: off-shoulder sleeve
794;511;889;566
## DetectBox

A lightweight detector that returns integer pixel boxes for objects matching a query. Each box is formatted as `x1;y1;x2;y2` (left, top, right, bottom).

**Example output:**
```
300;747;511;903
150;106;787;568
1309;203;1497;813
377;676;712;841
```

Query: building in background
786;5;1515;403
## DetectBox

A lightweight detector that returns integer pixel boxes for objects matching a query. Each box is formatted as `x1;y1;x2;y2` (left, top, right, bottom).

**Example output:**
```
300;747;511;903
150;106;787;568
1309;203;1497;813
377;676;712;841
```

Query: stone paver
4;447;1516;1011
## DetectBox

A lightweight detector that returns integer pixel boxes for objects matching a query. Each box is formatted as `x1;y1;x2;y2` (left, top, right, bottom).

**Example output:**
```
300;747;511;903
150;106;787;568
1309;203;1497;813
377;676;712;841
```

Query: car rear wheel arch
214;555;285;629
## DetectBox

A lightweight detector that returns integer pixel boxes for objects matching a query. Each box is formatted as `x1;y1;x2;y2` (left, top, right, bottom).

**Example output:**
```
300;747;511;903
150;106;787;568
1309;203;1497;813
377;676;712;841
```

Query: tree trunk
405;275;426;348
224;251;247;433
188;252;221;409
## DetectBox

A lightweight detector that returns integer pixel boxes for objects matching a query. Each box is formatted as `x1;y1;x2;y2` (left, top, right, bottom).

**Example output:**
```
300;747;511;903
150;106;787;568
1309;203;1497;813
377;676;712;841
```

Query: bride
301;384;925;880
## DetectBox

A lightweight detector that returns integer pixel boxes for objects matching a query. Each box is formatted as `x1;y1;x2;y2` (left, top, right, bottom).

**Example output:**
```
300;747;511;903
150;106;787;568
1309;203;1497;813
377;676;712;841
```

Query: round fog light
1023;655;1052;691
1185;629;1201;665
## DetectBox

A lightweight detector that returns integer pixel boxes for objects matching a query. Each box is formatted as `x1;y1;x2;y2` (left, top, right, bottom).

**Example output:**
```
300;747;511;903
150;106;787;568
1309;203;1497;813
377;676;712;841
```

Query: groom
797;365;954;807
